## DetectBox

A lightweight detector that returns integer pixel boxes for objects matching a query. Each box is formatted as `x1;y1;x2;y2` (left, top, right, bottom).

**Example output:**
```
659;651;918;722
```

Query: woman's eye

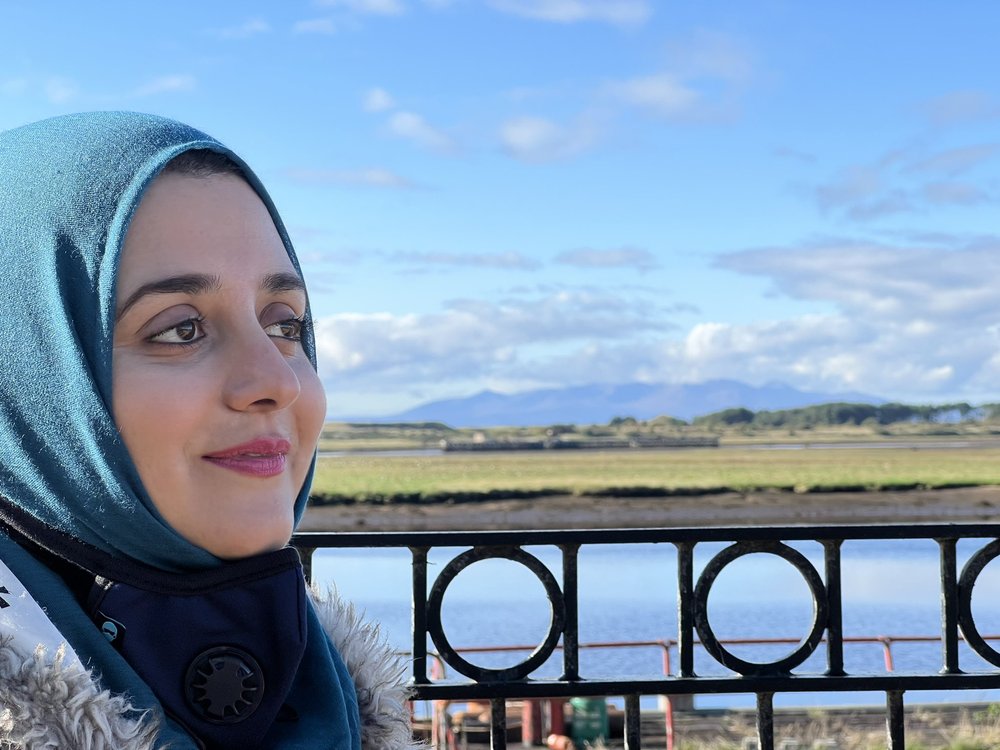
264;317;304;341
148;317;205;345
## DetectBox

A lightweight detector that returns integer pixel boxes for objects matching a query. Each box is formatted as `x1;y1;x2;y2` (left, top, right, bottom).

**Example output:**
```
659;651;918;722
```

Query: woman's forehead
117;171;298;295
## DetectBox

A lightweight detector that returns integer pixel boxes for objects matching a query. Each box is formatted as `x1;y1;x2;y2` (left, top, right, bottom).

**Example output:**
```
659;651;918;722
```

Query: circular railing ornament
693;541;829;676
958;538;1000;667
427;546;566;682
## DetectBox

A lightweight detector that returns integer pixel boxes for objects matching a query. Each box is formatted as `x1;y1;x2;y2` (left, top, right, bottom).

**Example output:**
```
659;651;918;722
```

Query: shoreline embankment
299;485;1000;532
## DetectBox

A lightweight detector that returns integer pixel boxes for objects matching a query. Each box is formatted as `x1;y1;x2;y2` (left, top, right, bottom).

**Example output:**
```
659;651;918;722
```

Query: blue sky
3;1;1000;416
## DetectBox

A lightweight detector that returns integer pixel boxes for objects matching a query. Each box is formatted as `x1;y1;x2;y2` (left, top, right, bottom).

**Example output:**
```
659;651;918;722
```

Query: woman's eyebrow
116;273;222;321
262;271;305;295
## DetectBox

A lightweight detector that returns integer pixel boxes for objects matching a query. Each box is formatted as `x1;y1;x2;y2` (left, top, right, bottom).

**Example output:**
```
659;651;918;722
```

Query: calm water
314;539;1000;709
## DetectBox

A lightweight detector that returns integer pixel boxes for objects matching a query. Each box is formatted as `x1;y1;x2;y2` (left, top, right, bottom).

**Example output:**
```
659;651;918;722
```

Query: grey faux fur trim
0;638;160;750
0;593;421;750
311;585;425;750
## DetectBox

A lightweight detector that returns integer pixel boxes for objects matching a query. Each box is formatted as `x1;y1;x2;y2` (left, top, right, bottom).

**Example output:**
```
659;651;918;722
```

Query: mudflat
300;485;1000;531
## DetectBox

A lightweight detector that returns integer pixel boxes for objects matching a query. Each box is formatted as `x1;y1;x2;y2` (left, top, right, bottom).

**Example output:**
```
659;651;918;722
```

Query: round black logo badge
185;646;264;723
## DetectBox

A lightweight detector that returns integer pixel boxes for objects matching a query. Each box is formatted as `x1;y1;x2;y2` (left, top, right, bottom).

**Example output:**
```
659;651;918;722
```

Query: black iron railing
292;524;1000;750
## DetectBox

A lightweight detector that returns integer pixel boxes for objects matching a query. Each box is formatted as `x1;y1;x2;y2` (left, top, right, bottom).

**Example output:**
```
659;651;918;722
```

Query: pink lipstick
203;438;291;478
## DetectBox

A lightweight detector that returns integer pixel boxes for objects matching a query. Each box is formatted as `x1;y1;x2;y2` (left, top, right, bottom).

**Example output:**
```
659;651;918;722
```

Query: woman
0;112;416;749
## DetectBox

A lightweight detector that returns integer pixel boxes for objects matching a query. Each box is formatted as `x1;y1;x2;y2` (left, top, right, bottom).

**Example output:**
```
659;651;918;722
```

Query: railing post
624;693;641;750
490;697;508;750
822;540;844;676
676;541;696;677
411;546;430;683
886;690;905;750
938;538;961;674
756;692;774;750
561;543;580;681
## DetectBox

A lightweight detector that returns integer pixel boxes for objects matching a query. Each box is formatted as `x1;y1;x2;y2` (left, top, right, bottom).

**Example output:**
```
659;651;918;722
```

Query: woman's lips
203;438;291;478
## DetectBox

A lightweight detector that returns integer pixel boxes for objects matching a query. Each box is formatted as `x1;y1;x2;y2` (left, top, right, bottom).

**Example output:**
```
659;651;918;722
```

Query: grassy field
309;445;1000;504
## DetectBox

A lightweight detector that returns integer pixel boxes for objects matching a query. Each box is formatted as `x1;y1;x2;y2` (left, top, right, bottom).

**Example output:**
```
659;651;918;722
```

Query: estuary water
313;539;1000;709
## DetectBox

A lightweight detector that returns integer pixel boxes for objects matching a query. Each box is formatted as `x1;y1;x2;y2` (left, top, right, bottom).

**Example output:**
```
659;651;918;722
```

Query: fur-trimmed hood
0;587;422;750
312;586;423;750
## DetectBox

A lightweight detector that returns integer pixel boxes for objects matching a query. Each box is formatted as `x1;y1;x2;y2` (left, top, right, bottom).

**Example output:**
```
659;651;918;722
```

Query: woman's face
112;171;326;559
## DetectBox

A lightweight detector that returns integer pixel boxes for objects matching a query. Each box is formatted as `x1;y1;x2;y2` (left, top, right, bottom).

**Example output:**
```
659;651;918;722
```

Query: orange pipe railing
421;633;1000;750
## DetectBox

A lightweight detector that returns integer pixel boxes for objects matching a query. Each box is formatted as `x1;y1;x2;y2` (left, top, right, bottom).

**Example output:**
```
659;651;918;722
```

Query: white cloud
215;18;270;39
0;78;28;96
487;0;651;26
815;165;886;210
921;90;1000;127
498;115;599;162
921;181;988;206
906;144;999;177
662;315;869;390
652;313;970;399
607;32;754;122
386;110;453;151
607;73;700;120
812;143;998;221
281;166;416;188
698;241;1000;399
5;72;195;105
314;239;1000;409
665;30;754;83
363;87;395;112
44;77;77;104
133;75;196;97
296;0;405;32
314;0;406;15
312;289;667;387
774;146;817;164
293;18;338;33
387;250;541;270
720;243;1000;324
555;246;659;272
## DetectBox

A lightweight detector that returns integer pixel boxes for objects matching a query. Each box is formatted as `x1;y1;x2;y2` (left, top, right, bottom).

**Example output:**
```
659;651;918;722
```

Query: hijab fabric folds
0;112;360;749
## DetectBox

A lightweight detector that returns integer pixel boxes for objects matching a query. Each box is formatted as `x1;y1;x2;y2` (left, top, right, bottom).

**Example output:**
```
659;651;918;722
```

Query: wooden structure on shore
440;435;719;452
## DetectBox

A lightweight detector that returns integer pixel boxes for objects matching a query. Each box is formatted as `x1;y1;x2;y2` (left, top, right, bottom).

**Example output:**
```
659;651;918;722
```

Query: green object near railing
569;697;608;743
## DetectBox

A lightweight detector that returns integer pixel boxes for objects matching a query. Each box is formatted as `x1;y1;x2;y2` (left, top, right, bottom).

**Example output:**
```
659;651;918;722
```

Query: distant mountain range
352;380;885;427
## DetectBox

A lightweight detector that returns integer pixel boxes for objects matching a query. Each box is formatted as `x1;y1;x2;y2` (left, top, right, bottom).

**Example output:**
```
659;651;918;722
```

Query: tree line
690;402;1000;429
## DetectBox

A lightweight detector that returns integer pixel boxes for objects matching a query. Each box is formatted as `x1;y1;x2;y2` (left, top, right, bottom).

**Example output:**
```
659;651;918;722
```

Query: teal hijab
0;112;360;748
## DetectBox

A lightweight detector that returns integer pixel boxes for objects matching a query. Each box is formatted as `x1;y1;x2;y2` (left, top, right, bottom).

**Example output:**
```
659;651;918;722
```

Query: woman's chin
196;520;295;560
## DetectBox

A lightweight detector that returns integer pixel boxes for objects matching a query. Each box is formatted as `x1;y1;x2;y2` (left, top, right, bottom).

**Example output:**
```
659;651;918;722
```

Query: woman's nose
221;327;302;412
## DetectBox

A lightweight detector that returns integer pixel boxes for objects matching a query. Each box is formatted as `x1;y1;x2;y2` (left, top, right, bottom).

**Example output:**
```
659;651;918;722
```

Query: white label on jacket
0;556;81;670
